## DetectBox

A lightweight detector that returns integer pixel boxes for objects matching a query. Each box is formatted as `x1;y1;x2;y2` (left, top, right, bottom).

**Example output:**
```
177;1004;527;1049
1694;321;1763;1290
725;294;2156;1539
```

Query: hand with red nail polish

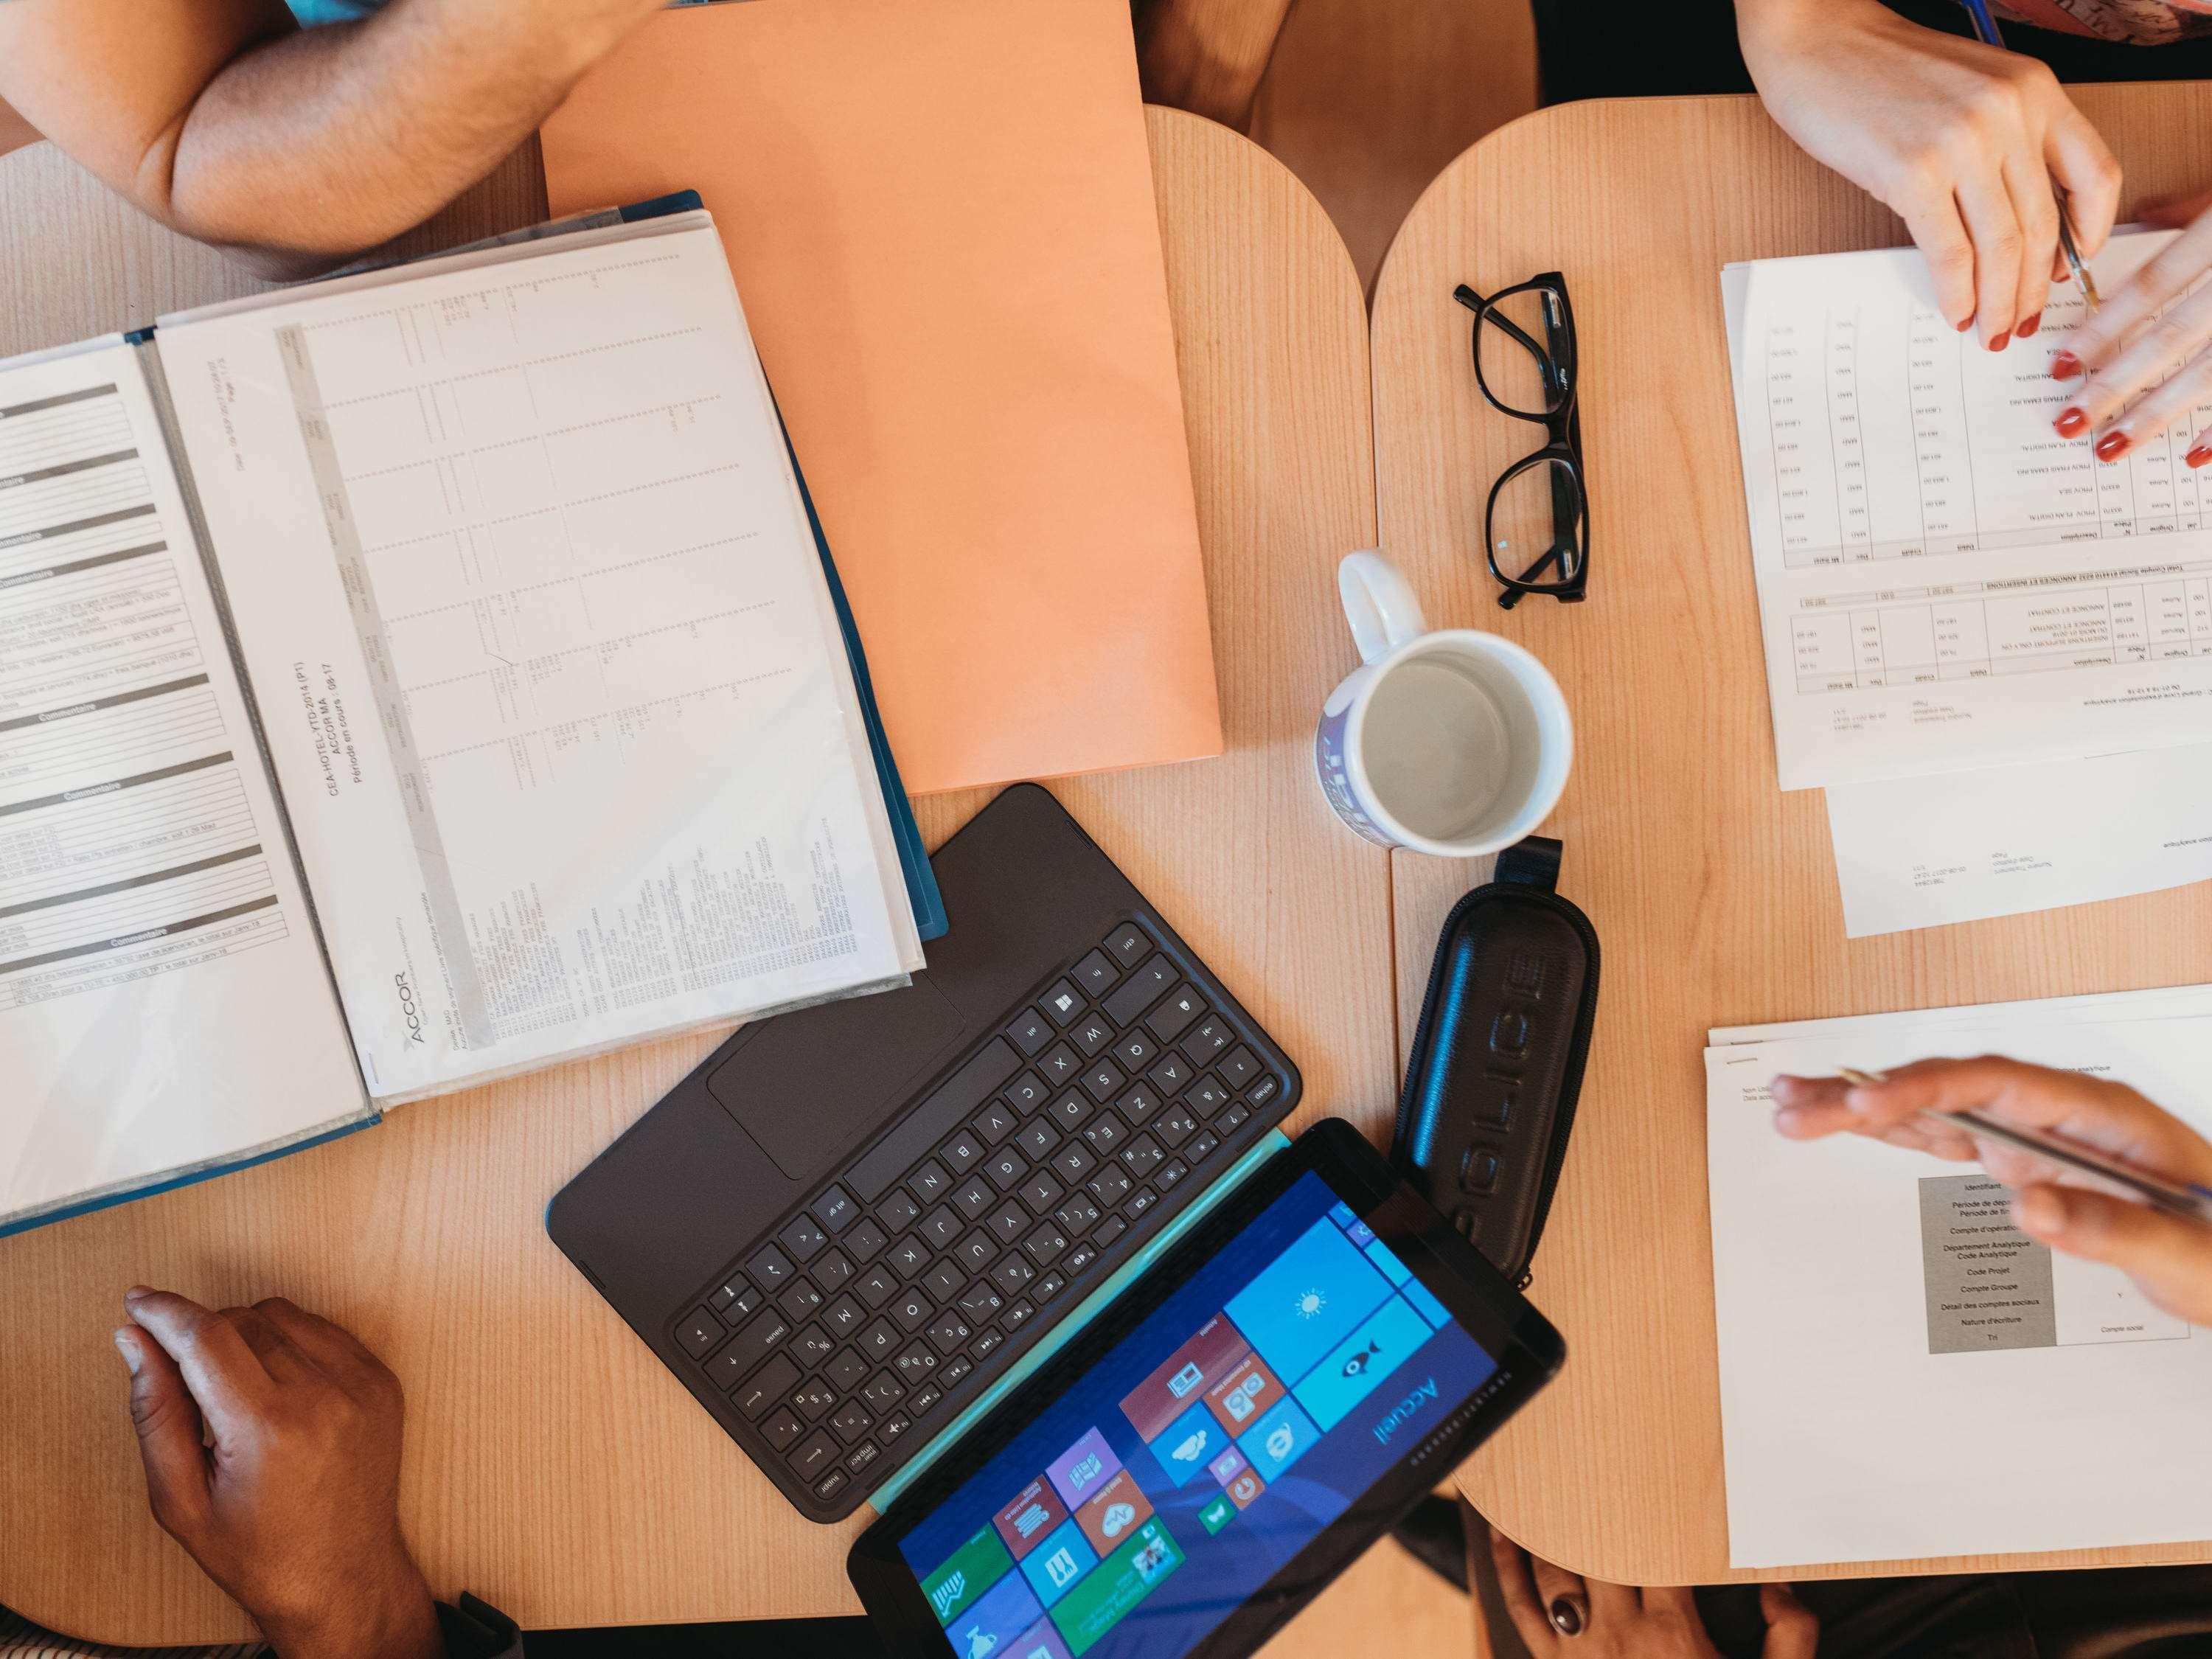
2051;349;2082;380
2096;429;2131;462
1739;0;2118;349
2051;195;2212;462
2054;407;2087;438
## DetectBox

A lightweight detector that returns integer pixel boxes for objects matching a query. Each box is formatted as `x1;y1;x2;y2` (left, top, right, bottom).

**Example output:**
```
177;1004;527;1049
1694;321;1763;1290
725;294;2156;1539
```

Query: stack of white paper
1706;989;2212;1567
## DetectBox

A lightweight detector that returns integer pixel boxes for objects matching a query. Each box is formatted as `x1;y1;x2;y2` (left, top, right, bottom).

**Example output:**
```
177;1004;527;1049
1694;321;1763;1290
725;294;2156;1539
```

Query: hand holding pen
1770;1057;2212;1329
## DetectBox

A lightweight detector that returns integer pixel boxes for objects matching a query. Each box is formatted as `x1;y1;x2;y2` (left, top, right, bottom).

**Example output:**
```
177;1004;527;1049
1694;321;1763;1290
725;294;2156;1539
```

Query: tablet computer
848;1119;1564;1659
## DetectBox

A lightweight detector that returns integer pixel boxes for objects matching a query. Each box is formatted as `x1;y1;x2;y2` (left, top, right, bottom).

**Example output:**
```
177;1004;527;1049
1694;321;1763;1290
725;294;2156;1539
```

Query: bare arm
0;0;663;277
1132;0;1294;132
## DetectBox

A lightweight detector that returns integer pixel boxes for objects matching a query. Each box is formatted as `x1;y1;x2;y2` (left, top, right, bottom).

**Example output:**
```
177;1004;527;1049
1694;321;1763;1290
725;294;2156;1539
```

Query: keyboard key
844;1441;880;1477
1040;980;1085;1026
676;1307;723;1357
812;1186;859;1234
1245;1074;1281;1109
1155;1105;1197;1148
879;1192;922;1233
1080;1058;1127;1103
1189;1077;1230;1117
1183;1017;1233;1065
1071;1014;1113;1057
1112;1032;1157;1070
952;1176;996;1220
1048;1092;1092;1132
990;1256;1034;1295
954;1231;998;1273
813;1468;850;1504
926;1312;971;1355
830;1399;872;1443
1105;922;1152;965
879;1411;914;1446
858;1319;901;1361
1156;1160;1189;1194
777;1281;824;1321
1187;1130;1220;1164
810;1250;853;1293
1056;1194;1102;1234
1021;1222;1069;1267
971;1329;1004;1362
844;1219;889;1263
862;1371;907;1412
827;1346;871;1392
821;1295;866;1338
1015;1118;1059;1159
793;1324;838;1366
956;1284;1005;1322
1219;1103;1250;1135
940;1130;985;1175
746;1245;797;1291
708;1277;754;1318
793;1379;838;1420
1127;1188;1158;1220
1037;1044;1081;1087
734;1354;799;1418
1036;1270;1068;1303
1083;1114;1126;1156
1020;1171;1065;1214
988;1201;1029;1243
779;1215;829;1262
891;1289;933;1332
1051;1142;1097;1183
884;1237;928;1279
1145;987;1205;1045
1091;1216;1128;1252
1002;1300;1037;1333
984;1147;1028;1192
1105;958;1176;1024
1004;1073;1049;1114
918;1206;961;1250
923;1259;964;1301
1064;1242;1100;1276
911;1385;945;1417
1220;1047;1262;1088
894;1342;939;1384
1006;1011;1052;1056
849;1039;1020;1202
972;1100;1019;1145
855;1266;899;1309
706;1310;790;1388
1087;1166;1132;1206
762;1405;804;1450
792;1431;841;1479
942;1355;975;1389
1072;950;1119;994
1118;1085;1164;1127
908;1160;953;1204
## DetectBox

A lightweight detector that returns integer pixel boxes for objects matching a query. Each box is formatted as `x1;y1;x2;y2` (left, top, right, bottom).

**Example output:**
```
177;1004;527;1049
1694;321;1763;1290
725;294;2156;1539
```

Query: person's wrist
250;1551;442;1659
1738;0;1875;58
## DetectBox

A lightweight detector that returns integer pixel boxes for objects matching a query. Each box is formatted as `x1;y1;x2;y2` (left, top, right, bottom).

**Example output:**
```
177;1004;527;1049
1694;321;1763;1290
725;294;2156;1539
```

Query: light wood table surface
0;107;1393;1644
1372;86;2212;1590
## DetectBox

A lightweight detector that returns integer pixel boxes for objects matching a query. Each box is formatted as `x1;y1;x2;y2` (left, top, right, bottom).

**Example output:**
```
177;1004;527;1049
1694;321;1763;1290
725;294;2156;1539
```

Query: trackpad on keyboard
706;977;966;1182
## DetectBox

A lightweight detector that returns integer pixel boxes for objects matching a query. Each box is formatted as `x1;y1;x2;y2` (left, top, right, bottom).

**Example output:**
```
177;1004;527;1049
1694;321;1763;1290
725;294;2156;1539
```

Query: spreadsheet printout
0;341;369;1225
1705;1009;2212;1566
1729;232;2212;788
159;222;922;1101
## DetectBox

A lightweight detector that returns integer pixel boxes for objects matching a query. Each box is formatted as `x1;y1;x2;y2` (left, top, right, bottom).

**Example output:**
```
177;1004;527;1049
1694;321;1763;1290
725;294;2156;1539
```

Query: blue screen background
897;1170;1498;1659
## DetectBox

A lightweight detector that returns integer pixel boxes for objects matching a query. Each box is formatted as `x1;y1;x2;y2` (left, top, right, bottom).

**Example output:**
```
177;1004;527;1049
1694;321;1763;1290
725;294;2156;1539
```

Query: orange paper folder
540;0;1223;796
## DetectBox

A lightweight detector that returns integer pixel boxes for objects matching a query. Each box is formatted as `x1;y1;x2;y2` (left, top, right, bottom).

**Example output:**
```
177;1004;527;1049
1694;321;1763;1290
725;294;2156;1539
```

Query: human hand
1739;0;2118;348
114;1287;442;1659
2045;196;2212;467
1489;1527;1816;1658
1771;1058;2212;1326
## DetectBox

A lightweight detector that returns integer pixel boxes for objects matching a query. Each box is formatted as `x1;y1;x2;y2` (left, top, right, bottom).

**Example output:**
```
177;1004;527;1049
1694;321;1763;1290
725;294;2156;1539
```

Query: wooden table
1372;86;2212;1590
0;107;1391;1644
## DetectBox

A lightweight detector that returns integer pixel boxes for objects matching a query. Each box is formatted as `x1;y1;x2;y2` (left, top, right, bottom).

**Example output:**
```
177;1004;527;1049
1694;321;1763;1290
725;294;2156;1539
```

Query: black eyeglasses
1453;274;1587;608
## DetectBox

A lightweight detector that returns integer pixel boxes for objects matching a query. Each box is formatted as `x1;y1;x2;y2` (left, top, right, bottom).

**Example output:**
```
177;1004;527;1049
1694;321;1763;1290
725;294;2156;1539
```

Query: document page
1705;1003;2212;1566
0;341;370;1229
159;221;922;1101
1824;745;2212;936
1731;232;2212;788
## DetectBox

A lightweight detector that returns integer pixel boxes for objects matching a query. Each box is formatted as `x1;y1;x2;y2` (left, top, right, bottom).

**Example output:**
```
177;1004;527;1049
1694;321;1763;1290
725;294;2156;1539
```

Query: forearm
147;0;659;271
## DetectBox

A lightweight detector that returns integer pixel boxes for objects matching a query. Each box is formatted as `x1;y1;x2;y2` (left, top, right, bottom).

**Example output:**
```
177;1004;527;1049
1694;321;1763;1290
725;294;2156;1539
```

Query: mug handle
1339;550;1428;666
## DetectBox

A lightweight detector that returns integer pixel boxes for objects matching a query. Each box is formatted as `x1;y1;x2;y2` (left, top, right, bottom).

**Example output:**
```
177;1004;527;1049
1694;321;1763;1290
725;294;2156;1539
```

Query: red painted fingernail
2018;313;2042;337
2054;406;2088;437
2096;428;2132;462
2051;349;2082;380
1989;330;2011;352
2188;445;2212;469
1957;316;1975;332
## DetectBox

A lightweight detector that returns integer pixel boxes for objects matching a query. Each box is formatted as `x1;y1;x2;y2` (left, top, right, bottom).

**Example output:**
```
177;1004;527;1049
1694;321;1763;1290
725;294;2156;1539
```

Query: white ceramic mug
1313;551;1572;856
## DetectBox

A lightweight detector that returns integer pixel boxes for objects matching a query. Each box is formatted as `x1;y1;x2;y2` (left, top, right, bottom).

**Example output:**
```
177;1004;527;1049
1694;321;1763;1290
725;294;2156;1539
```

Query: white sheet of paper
1705;1009;2212;1566
1728;232;2212;790
158;219;922;1101
0;341;369;1228
1824;745;2212;935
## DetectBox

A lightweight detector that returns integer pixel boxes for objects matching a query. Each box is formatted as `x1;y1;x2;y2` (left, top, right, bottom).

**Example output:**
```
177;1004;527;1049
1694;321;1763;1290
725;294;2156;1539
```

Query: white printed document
1824;745;2212;936
1728;232;2212;790
1705;993;2212;1566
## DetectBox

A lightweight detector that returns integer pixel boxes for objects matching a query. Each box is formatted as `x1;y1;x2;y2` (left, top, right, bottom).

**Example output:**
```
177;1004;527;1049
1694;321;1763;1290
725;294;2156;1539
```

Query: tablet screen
892;1167;1500;1659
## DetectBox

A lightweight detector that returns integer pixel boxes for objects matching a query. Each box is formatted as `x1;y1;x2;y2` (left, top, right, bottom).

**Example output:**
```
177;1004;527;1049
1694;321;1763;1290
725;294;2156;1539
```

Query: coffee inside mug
1355;645;1543;846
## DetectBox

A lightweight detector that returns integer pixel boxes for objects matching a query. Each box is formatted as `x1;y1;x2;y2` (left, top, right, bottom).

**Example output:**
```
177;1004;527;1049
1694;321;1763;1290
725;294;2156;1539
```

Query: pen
1834;1067;2212;1221
1955;0;2101;309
